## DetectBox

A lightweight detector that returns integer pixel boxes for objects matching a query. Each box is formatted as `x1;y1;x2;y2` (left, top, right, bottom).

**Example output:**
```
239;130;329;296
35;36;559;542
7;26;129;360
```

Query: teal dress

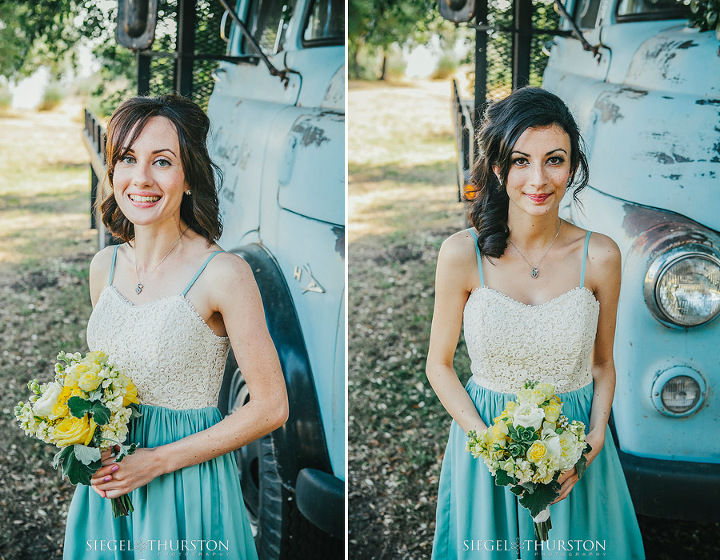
431;231;645;559
63;247;258;560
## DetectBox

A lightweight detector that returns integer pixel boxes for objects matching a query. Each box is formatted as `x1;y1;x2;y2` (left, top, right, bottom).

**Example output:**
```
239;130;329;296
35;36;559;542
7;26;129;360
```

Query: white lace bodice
462;228;599;394
463;286;599;393
86;250;230;410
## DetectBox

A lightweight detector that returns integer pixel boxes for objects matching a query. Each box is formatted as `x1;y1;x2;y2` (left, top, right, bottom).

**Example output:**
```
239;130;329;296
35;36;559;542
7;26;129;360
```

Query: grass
0;100;96;559
347;78;720;560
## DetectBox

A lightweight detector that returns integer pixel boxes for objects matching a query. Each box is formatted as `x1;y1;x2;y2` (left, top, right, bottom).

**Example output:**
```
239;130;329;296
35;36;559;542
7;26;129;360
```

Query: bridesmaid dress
431;230;645;559
63;246;258;560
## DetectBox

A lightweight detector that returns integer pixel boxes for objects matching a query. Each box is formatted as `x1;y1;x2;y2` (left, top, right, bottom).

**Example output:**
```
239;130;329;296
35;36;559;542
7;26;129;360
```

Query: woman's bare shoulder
89;245;119;283
585;231;621;290
202;250;256;292
438;229;479;265
587;231;620;265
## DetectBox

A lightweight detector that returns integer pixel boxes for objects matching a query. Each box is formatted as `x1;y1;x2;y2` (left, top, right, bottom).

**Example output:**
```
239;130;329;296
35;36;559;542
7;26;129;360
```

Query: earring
185;189;192;195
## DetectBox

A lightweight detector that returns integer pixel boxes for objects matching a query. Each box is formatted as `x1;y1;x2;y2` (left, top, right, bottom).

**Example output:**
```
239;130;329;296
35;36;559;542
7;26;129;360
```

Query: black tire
223;351;344;560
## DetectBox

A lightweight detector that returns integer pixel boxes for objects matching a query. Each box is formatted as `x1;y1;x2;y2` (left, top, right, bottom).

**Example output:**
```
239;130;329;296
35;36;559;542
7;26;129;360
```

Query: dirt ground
0;103;96;559
347;79;720;560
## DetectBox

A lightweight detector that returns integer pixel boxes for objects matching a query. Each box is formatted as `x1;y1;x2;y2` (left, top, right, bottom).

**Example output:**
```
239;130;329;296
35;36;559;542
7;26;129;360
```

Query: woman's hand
90;447;160;499
550;430;605;504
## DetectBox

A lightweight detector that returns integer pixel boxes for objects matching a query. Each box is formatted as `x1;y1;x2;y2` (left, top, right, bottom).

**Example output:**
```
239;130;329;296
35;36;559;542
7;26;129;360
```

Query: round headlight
651;367;706;417
660;375;701;413
645;245;720;327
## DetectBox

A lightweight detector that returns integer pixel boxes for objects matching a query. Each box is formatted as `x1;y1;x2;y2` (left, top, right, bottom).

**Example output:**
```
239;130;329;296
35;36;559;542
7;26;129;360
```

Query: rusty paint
677;40;698;49
649;152;674;164
672;153;693;163
618;87;648;97
333;226;345;258
696;99;720;105
594;98;623;123
661;174;682;180
291;122;329;147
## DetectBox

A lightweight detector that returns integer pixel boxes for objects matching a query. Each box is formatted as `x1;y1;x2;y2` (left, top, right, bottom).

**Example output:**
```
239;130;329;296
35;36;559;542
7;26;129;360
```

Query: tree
349;0;444;79
0;0;112;80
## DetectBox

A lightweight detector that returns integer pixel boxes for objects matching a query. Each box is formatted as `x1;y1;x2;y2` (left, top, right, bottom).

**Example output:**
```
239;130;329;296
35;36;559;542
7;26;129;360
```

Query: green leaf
494;469;515;487
114;442;138;463
575;443;592;479
73;444;101;466
54;445;102;486
67;396;111;425
510;484;525;496
519;481;560;518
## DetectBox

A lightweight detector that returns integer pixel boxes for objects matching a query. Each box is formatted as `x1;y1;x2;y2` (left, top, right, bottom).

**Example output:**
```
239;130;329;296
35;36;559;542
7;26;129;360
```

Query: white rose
542;431;562;461
32;382;63;418
513;402;545;430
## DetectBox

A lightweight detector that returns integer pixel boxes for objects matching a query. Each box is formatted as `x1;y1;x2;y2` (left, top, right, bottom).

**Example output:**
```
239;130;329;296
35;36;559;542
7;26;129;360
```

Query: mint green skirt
63;404;258;560
431;380;645;559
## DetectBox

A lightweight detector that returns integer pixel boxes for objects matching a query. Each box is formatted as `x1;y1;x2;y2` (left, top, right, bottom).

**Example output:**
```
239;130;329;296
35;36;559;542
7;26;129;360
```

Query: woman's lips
525;193;551;204
128;193;161;207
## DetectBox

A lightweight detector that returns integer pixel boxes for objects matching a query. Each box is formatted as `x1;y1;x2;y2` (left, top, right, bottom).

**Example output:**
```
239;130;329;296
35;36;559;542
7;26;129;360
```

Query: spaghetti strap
108;245;119;286
466;228;485;287
580;231;592;288
182;250;225;297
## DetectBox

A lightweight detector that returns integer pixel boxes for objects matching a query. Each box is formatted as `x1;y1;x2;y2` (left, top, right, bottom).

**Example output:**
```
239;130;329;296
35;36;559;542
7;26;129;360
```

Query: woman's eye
120;155;135;164
512;158;528;166
155;158;171;167
548;156;565;165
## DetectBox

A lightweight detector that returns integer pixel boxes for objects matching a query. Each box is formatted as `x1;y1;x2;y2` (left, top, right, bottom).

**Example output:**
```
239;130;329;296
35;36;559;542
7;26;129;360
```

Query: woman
426;87;644;559
63;94;288;559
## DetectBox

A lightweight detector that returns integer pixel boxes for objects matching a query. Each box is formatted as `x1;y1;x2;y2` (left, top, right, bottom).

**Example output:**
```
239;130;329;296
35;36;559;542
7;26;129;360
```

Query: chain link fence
140;0;227;110
482;0;562;102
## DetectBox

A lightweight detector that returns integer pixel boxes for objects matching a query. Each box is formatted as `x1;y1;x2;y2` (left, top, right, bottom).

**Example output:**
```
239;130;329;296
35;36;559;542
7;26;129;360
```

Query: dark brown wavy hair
468;87;589;258
100;94;222;243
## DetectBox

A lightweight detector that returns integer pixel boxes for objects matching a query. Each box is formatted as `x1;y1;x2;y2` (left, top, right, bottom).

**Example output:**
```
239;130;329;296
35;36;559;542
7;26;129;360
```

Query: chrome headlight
651;366;706;417
644;244;720;327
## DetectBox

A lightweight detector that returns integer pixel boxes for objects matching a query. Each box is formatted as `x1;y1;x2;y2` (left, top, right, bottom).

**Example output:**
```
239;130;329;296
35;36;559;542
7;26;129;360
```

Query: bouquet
466;380;591;540
15;351;141;517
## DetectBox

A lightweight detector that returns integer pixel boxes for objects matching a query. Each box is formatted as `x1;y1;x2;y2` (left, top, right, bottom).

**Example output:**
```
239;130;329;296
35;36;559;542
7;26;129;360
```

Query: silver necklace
134;226;189;294
507;220;562;279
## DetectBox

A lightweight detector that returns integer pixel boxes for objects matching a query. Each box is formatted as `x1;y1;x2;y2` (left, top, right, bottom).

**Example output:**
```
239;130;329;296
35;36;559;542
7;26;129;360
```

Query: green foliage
0;1;111;80
575;442;592;478
349;0;447;78
38;83;65;111
689;0;720;35
518;479;561;517
0;83;12;109
67;396;111;425
53;444;102;486
431;53;459;80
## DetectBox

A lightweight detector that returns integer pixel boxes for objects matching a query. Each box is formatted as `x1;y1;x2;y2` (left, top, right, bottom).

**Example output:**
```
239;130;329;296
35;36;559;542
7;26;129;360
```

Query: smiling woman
62;94;289;560
425;87;645;559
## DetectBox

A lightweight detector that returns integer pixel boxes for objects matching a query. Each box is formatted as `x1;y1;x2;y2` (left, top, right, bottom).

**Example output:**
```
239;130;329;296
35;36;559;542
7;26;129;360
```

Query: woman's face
112;116;188;229
497;124;573;218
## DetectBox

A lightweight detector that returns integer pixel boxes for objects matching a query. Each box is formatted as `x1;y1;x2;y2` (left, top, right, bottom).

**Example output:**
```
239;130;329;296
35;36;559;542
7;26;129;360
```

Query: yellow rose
488;421;509;446
122;381;139;406
493;401;517;423
86;351;108;365
78;371;102;392
543;399;563;423
54;415;97;447
527;440;547;463
48;386;74;420
536;383;556;401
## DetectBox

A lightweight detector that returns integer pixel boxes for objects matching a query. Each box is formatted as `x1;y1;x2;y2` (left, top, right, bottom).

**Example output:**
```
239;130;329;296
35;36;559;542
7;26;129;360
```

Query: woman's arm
88;246;115;307
553;232;621;503
583;233;622;463
426;232;486;435
92;254;289;499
